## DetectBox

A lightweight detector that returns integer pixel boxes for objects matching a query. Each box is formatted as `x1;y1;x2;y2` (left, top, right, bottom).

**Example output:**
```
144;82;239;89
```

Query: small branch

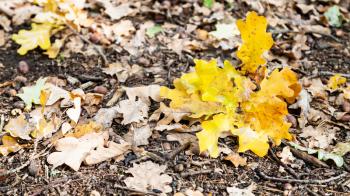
268;148;299;178
0;147;50;177
289;148;329;168
145;151;166;163
180;169;214;178
165;141;191;160
65;23;108;66
271;29;340;42
318;71;350;79
114;184;158;195
0;114;5;134
257;169;348;184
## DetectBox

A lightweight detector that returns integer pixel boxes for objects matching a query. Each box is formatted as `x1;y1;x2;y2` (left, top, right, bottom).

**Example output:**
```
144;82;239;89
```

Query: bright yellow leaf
328;74;346;91
236;11;273;73
44;38;65;58
232;127;269;157
12;23;52;55
0;135;23;156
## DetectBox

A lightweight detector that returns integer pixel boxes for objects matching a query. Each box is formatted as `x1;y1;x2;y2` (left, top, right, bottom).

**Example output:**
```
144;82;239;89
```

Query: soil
1;1;350;196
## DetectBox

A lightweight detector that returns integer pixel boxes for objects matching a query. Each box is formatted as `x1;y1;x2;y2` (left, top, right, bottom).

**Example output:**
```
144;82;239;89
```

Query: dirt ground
1;0;350;195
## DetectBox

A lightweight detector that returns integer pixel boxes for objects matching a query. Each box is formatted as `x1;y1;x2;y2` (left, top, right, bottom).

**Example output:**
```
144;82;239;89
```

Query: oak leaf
236;11;273;73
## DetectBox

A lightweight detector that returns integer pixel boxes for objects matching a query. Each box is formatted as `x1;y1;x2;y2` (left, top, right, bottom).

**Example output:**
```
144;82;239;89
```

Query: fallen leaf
0;135;22;156
279;146;295;165
12;23;52;55
66;97;82;124
123;85;161;105
93;106;119;128
224;152;247;167
209;22;239;40
44;37;65;58
47;131;107;171
328;74;346;91
17;77;47;110
300;126;336;149
307;78;327;99
227;184;255;196
124;125;152;146
236;11;273;73
332;142;350;156
4;114;32;140
124;161;173;193
44;83;70;106
117;99;148;124
85;141;130;165
324;5;343;27
146;25;163;38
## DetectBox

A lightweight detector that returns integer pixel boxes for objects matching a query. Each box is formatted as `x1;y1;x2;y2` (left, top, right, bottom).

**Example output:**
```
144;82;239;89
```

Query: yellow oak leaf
328;74;346;91
232;127;269;157
17;77;47;111
44;38;65;58
196;113;232;157
0;135;23;156
236;11;273;73
12;23;52;55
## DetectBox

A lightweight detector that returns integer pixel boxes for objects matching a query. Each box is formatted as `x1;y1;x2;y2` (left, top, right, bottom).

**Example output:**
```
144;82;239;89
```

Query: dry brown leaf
124;161;172;193
117;99;148;124
224;152;247;167
47;131;108;171
66;97;82;124
278;146;295;165
307;78;327;99
93;106;119;128
124;125;152;146
85;141;130;165
0;135;22;156
123;85;161;105
300;125;336;149
4;114;32;140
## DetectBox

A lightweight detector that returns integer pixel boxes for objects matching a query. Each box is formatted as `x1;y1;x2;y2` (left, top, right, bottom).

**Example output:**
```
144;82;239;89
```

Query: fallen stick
289;148;329;168
165;141;191;160
180;169;214;178
257;170;348;184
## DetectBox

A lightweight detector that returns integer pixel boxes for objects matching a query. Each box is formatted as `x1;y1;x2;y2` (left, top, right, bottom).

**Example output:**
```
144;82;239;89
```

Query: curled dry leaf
117;99;148;125
66;97;82;124
279;146;295;165
85;141;130;165
4;114;32;140
124;161;173;193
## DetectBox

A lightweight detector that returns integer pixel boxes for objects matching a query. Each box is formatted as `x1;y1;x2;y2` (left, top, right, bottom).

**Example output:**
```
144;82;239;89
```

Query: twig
180;169;214;178
114;184;158;195
65;23;108;66
289;147;329;168
0;147;50;177
318;71;350;79
257;169;348;184
145;151;166;162
165;141;191;160
268;148;299;178
271;29;340;42
0;114;5;134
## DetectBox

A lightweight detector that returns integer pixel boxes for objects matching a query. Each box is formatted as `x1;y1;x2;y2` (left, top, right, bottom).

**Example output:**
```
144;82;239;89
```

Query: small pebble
110;78;117;86
336;30;344;37
28;160;41;176
94;86;108;94
174;164;184;172
14;76;27;83
284;183;292;190
342;100;350;113
90;32;101;44
18;61;29;74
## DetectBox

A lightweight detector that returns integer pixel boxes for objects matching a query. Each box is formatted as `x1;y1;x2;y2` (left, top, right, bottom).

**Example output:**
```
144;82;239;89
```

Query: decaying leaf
117;99;148;125
66;97;82;124
124;161;173;193
0;135;22;156
17;77;47;110
124;125;152;146
85;141;130;165
47;131;108;171
4;114;32;140
227;184;255;196
324;5;343;27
